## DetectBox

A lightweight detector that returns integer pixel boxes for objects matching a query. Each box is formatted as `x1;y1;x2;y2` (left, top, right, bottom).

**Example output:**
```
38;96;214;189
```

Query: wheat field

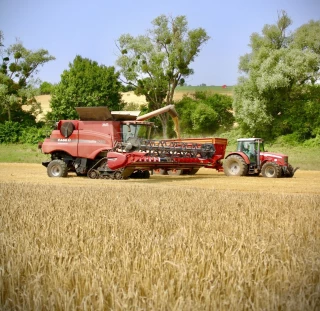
0;164;319;310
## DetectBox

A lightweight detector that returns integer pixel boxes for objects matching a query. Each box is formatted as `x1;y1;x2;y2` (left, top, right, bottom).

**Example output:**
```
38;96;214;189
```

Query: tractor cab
237;138;264;164
236;138;266;175
224;137;298;178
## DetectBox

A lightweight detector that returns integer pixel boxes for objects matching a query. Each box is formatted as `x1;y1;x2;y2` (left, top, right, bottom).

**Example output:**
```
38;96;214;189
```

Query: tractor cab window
237;141;254;153
238;141;256;162
257;141;265;152
121;124;152;142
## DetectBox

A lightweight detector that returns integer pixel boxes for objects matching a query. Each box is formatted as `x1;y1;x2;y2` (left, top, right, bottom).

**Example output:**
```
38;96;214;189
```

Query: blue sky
1;0;319;86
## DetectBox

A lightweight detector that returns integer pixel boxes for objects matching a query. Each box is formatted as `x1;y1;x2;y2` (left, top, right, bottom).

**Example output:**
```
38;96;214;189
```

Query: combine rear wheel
261;162;282;178
47;160;68;177
223;155;248;176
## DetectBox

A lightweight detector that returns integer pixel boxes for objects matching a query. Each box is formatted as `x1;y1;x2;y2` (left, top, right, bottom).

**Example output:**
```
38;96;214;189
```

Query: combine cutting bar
119;138;216;159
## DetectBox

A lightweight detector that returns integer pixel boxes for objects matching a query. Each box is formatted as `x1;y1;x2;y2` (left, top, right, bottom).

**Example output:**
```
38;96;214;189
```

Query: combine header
40;105;228;180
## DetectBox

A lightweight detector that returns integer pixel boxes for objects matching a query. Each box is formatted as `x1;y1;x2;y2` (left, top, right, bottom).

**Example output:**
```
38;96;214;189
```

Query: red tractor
40;105;228;180
223;138;299;178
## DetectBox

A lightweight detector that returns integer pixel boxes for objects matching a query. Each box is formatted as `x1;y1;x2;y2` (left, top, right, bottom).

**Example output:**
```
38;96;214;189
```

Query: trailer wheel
143;170;150;179
261;162;282;178
223;155;248;176
167;169;184;176
47;160;68;177
153;169;168;175
187;168;199;175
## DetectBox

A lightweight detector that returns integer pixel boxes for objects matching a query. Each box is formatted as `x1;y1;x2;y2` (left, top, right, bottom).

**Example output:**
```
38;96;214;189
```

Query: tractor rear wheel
47;160;68;177
223;155;248;176
261;162;282;178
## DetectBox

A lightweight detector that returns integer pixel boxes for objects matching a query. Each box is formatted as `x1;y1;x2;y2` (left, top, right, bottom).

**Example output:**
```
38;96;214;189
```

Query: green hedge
0;121;48;144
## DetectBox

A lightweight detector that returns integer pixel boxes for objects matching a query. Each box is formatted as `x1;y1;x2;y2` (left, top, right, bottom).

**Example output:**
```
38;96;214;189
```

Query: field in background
0;163;319;310
34;86;234;120
175;85;234;97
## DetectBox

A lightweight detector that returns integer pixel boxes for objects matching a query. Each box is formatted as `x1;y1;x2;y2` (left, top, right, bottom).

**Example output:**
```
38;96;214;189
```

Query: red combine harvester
40;105;228;180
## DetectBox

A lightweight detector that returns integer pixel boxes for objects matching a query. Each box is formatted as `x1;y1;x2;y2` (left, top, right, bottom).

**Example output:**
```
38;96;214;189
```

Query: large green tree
234;12;320;140
48;56;124;120
175;92;234;135
0;30;55;124
116;15;210;138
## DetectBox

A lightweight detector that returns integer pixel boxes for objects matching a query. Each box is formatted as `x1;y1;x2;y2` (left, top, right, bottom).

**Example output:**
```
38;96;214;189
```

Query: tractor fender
225;152;250;164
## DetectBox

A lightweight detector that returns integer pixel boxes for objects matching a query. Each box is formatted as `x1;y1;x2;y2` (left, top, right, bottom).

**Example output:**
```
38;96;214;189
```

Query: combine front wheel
47;160;68;177
261;162;282;178
223;155;248;176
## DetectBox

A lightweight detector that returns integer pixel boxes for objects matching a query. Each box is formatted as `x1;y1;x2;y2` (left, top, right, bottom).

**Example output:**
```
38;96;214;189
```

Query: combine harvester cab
40;105;228;180
223;138;299;178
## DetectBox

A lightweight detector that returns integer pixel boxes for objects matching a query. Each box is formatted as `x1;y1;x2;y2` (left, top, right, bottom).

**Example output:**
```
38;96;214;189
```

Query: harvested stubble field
0;163;320;310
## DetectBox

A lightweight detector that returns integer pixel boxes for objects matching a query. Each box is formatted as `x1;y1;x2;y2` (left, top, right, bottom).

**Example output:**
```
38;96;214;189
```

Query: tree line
0;11;319;145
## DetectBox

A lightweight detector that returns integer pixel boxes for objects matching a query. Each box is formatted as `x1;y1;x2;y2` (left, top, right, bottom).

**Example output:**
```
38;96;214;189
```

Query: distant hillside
176;85;234;93
174;85;233;101
32;86;234;121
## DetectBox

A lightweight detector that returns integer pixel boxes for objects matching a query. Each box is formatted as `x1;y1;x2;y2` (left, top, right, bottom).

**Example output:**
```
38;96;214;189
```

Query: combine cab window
122;124;152;142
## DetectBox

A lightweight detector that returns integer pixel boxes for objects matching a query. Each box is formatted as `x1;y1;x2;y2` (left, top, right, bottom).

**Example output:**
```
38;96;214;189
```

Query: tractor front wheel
261;162;282;178
47;160;68;178
223;155;248;176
